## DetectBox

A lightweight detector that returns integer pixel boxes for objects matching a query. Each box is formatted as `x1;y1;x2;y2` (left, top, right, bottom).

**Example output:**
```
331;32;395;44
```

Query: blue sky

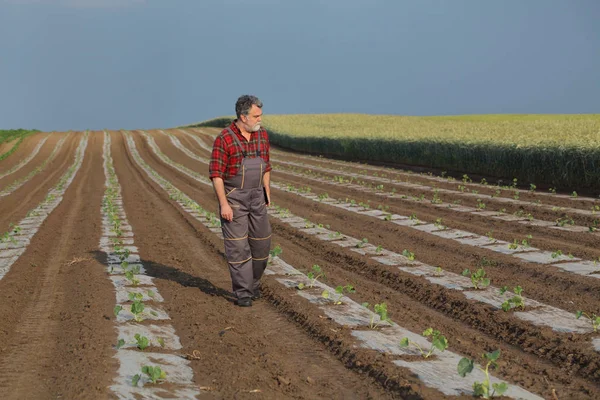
0;0;598;131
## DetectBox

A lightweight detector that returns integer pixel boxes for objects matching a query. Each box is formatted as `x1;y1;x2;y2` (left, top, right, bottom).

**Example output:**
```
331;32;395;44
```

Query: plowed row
0;129;598;399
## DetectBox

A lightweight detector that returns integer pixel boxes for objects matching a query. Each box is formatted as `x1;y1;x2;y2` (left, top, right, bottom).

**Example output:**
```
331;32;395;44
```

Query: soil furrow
136;130;599;398
0;133;79;233
114;130;395;399
0;131;115;399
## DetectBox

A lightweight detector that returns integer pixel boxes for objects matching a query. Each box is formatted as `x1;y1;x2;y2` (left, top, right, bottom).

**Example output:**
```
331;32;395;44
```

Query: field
194;114;600;192
0;127;599;399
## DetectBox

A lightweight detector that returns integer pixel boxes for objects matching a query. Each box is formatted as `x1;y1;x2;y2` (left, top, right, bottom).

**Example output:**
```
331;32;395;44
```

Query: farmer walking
209;95;272;307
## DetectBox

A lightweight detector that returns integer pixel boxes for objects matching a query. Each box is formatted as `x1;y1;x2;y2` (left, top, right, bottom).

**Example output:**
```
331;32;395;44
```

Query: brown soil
0;138;20;159
0;133;48;175
181;128;600;398
0;128;598;399
114;130;397;399
0;133;78;233
0;131;116;399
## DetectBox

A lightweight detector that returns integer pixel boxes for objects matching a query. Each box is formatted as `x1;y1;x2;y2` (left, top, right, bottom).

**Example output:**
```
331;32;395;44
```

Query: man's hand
221;203;233;222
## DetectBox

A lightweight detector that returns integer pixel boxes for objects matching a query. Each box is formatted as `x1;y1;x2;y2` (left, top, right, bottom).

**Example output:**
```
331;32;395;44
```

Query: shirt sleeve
209;134;228;180
262;130;272;173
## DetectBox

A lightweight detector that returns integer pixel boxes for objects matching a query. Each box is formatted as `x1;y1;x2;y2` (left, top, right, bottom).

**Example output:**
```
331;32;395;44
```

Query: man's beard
249;123;261;132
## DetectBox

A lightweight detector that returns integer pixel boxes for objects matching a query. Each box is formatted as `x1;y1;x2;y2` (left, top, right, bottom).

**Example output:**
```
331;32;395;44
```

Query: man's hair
235;95;263;119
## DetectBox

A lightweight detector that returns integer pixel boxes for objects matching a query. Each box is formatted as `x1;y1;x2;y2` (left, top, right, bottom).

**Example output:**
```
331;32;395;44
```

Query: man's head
236;95;263;133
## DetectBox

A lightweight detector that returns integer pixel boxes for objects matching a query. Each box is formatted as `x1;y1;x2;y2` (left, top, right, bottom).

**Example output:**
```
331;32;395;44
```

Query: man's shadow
91;250;236;304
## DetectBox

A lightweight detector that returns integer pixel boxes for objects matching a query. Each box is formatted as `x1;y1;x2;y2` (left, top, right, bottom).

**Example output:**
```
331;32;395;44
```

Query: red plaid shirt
209;121;272;181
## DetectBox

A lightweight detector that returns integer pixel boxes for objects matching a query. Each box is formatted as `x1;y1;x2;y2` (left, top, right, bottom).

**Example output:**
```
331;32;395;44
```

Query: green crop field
189;114;600;192
0;129;39;161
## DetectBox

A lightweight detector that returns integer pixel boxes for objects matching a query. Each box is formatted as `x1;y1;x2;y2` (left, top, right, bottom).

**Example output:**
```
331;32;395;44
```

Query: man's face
241;105;263;132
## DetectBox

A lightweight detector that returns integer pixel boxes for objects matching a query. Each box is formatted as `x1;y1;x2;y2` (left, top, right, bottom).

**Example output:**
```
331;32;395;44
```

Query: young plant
355;238;369;248
399;328;448;358
575;311;600;332
268;245;282;264
434;218;446;230
458;350;508;399
362;302;391;329
402;249;415;261
462;268;490;290
298;264;326;289
551;249;564;259
322;284;355;305
500;286;524;311
132;365;167;386
124;269;140;286
129;292;145;322
476;199;486;210
135;334;150;350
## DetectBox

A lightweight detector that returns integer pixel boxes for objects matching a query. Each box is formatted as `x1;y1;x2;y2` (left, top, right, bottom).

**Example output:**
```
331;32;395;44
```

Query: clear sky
0;0;598;131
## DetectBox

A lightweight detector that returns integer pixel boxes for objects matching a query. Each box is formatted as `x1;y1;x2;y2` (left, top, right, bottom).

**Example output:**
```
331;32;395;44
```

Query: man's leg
248;190;272;295
221;205;254;300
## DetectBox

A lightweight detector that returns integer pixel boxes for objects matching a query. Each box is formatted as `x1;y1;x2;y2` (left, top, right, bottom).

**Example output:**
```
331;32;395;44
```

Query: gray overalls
221;128;272;299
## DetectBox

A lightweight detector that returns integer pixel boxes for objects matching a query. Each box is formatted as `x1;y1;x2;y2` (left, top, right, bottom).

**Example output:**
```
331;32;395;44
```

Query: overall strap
255;130;261;157
226;127;247;157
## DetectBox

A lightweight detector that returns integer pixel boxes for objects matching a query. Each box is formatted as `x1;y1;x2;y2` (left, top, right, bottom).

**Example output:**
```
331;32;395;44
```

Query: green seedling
399;328;448;358
116;338;126;349
383;213;393;221
551;250;563;259
476;199;486;210
132;365;167;386
114;305;123;317
129;292;145;322
572;191;578;198
500;286;524;311
157;337;165;347
434;218;446;230
322;284;355;305
434;266;444;276
575;311;600;332
512;178;518;188
402;249;415;261
529;183;536;192
462;174;472;183
480;178;487;185
124;269;140;286
409;213;418;221
513;190;520;200
135;334;150;350
318;193;329;201
458;349;508;398
485;231;495;242
362;302;392;329
549;187;556;194
462;268;490;290
375;245;383;254
431;190;442;204
268;245;282;264
298;264;326;289
355;238;369;248
555;216;574;227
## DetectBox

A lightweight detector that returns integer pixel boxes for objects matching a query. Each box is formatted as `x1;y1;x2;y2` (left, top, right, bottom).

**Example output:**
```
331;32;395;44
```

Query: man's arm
212;177;233;221
263;171;271;206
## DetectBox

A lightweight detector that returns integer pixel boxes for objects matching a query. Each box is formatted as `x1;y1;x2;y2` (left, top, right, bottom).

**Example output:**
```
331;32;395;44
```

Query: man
209;95;272;307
